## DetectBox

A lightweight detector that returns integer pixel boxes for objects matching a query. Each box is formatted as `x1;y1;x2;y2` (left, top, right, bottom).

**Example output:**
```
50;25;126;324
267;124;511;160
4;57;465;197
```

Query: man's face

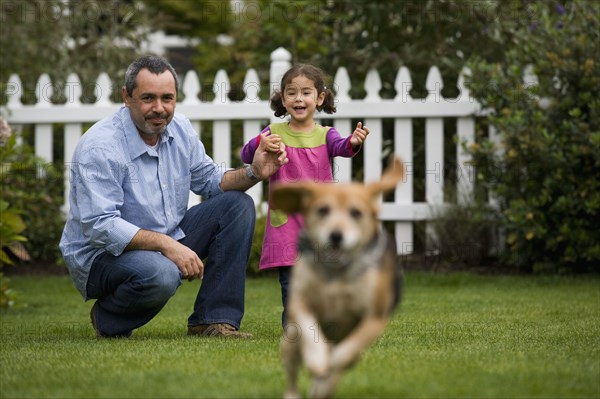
122;69;176;144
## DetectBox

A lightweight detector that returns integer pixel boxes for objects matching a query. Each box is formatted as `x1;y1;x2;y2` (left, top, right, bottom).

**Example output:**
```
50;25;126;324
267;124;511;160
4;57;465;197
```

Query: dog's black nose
329;230;343;248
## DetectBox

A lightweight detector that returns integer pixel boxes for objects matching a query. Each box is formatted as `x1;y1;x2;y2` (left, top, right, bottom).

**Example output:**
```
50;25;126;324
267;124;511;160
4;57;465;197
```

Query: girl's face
282;75;325;125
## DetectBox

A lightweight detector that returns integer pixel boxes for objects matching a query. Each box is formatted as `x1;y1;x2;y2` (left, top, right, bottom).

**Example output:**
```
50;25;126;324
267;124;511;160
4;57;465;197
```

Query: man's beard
140;112;169;137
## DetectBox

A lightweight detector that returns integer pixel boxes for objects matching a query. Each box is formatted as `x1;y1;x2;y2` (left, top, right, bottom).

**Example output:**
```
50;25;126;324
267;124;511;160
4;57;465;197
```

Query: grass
1;272;599;399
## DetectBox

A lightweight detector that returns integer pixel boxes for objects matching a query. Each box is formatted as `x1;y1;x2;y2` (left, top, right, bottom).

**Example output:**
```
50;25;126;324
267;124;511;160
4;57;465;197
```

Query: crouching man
60;55;288;338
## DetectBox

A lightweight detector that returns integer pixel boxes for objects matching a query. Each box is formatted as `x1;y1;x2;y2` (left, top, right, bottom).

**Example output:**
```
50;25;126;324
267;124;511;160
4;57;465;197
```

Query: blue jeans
86;191;256;337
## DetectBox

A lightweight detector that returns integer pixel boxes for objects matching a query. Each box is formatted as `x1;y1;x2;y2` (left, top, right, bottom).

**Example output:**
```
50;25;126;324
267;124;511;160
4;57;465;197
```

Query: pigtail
270;91;288;117
318;88;337;114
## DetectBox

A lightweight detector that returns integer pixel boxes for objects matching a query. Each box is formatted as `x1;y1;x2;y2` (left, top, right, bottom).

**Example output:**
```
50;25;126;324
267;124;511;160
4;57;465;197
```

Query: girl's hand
258;132;282;153
252;142;289;180
350;122;369;147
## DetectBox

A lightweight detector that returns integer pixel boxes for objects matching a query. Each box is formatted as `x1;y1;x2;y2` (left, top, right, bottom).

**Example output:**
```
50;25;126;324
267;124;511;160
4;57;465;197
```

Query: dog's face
301;184;379;256
272;157;404;260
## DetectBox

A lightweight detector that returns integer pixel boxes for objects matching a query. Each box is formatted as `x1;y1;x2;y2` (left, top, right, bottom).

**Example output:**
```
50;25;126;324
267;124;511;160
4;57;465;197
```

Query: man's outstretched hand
251;141;288;180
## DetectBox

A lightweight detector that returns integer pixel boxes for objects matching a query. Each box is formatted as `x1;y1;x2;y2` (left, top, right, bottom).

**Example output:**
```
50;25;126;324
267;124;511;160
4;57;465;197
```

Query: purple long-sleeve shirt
241;122;359;269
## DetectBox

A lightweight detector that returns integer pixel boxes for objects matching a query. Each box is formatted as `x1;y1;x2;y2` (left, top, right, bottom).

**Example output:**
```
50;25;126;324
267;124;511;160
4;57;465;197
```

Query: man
59;55;288;338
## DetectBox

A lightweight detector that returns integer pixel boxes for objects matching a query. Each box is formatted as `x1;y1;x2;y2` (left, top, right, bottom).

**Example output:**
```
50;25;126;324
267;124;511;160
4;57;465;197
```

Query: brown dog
271;157;405;399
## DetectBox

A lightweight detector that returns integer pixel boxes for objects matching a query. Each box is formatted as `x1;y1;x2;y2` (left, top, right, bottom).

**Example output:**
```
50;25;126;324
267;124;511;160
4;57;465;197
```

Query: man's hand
251;141;289;180
219;138;288;191
161;240;204;281
127;229;203;281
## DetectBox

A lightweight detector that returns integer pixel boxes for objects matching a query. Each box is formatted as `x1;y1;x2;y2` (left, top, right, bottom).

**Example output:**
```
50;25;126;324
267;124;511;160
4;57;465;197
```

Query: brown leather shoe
188;323;252;339
90;301;102;338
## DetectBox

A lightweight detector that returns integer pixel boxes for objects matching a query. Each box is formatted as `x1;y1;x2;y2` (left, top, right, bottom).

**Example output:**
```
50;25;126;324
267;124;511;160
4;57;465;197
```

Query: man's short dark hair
124;55;179;97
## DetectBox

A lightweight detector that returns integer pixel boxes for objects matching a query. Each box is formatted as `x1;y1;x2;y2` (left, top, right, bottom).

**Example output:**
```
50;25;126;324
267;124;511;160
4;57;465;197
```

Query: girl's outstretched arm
326;122;369;157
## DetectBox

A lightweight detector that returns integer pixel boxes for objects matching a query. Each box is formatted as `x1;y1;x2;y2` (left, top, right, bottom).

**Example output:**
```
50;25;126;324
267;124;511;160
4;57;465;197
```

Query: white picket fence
1;47;487;255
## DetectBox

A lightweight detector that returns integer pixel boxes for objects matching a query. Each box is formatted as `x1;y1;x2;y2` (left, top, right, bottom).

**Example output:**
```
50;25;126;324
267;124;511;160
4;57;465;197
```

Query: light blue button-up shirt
59;106;225;299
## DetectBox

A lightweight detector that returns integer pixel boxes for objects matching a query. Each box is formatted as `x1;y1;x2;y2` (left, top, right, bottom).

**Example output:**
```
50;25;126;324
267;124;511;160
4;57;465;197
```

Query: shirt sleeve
74;147;140;257
326;127;361;157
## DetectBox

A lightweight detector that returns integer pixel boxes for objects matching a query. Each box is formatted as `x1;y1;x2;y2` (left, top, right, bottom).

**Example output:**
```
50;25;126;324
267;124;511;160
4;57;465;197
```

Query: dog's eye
317;205;330;217
350;207;362;219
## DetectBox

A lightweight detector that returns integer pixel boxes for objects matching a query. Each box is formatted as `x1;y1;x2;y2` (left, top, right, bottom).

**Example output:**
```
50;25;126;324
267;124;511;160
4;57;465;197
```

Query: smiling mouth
146;115;167;125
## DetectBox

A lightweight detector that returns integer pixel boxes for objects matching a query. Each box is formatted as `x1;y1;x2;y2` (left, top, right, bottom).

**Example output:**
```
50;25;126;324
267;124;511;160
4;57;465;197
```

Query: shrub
466;1;600;272
1;119;27;307
427;201;500;269
0;122;65;266
1;155;64;263
0;199;27;308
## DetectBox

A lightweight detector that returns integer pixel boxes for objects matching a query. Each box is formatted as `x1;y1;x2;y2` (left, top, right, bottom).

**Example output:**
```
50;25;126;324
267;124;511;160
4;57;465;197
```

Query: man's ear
122;86;130;107
271;183;316;214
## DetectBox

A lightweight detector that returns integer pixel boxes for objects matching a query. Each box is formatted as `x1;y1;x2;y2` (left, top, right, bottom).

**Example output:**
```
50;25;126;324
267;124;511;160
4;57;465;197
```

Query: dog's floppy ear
367;156;405;197
271;183;316;214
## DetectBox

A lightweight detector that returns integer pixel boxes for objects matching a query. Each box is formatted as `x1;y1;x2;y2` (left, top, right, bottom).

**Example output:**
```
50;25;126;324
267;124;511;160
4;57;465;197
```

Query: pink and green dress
240;122;359;270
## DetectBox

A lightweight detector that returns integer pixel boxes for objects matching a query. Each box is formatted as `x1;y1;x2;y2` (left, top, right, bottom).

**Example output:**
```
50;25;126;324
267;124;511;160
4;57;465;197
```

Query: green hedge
466;1;600;272
1;133;65;267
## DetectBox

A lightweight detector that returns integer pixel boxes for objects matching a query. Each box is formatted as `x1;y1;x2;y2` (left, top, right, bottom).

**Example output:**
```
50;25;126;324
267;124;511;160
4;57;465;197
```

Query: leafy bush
427;201;499;269
0;199;27;308
0;124;65;266
1;119;27;307
466;1;600;272
0;199;27;265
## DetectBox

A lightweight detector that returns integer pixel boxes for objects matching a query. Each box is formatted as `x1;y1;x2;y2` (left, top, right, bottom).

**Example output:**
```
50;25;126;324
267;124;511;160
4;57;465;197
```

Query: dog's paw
283;389;301;399
309;374;338;399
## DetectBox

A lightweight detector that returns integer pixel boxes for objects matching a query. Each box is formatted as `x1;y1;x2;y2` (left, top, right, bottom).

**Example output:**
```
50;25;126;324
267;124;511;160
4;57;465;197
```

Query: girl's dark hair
270;64;336;117
124;55;179;97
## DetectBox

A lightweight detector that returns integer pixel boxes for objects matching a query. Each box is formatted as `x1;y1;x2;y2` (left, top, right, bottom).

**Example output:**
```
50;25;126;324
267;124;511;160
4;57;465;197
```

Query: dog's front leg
294;305;330;377
329;317;387;371
281;334;302;399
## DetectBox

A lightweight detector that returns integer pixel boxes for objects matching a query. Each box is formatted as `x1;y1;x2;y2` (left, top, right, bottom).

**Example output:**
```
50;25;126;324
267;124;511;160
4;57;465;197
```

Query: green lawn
1;273;599;398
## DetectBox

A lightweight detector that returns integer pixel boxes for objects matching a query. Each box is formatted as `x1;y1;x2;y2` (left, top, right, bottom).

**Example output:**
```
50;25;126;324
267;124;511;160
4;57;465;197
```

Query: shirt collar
119;106;174;160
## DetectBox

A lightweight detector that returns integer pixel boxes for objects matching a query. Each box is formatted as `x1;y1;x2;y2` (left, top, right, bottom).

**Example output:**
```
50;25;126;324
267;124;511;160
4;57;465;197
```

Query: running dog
271;157;405;399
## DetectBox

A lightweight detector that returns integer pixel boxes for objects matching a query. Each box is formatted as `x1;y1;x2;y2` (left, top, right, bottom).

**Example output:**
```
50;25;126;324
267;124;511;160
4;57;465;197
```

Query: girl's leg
278;266;293;327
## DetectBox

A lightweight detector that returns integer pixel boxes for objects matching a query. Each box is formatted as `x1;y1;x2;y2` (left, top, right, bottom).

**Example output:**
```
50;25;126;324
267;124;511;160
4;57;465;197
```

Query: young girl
240;64;369;325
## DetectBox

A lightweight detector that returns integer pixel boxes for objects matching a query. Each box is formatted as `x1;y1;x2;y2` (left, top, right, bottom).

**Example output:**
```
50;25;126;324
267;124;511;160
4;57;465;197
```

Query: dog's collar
298;229;389;281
